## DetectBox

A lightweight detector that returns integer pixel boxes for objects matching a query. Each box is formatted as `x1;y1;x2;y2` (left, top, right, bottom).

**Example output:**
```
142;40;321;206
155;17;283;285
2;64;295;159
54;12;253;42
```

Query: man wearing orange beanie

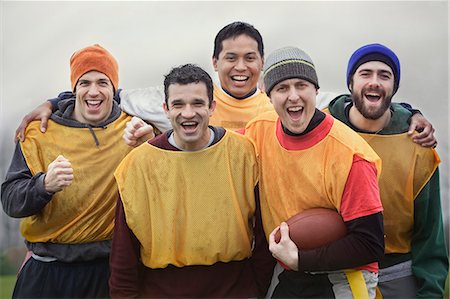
1;44;138;298
15;22;437;149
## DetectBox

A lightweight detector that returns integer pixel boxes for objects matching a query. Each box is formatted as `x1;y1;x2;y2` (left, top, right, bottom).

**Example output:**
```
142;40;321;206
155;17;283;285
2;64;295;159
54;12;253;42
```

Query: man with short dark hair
326;43;448;298
1;44;135;298
109;64;271;298
120;21;435;144
208;21;272;130
14;22;436;148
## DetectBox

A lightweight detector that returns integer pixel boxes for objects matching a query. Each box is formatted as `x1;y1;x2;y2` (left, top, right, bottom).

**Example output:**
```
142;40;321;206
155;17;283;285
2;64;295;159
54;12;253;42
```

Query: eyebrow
224;50;258;56
170;99;183;105
378;69;393;75
358;68;392;75
170;98;207;104
275;83;288;88
78;78;111;84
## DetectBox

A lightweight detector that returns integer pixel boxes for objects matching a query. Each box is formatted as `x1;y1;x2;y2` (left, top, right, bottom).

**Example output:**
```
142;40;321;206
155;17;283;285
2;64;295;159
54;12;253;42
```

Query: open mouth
287;106;303;121
85;100;103;111
363;87;386;104
364;92;382;102
181;121;199;134
231;75;249;86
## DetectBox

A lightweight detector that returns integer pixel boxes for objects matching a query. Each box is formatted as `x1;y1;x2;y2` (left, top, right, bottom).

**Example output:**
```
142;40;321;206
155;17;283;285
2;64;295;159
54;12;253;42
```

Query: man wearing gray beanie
16;23;436;149
326;43;448;298
244;46;385;298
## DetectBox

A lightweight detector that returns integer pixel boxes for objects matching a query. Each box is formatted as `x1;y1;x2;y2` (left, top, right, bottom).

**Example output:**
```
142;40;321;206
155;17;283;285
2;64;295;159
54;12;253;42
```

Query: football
274;208;347;250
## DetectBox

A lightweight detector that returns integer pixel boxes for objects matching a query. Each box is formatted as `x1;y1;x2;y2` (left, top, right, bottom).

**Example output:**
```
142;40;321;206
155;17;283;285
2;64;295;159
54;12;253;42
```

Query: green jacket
328;95;448;298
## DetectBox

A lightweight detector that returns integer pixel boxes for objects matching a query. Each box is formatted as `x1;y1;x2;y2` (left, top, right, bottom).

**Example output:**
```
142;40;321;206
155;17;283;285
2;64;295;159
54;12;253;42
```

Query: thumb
17;129;25;143
55;155;68;162
407;128;414;135
135;125;154;139
131;116;145;129
279;222;290;239
40;118;48;133
407;123;416;135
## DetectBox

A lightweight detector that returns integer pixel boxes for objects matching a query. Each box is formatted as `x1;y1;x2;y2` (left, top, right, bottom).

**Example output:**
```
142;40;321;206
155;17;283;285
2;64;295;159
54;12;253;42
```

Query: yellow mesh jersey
358;133;440;253
210;84;273;130
19;112;132;243
115;131;258;269
245;111;381;239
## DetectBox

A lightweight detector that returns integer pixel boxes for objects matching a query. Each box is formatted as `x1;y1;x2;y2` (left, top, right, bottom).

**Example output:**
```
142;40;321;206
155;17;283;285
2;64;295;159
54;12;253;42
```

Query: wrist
291;250;299;271
38;173;55;197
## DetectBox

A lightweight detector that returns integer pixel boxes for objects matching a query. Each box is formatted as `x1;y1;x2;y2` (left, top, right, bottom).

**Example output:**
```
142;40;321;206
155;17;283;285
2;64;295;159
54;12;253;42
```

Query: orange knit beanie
70;44;119;92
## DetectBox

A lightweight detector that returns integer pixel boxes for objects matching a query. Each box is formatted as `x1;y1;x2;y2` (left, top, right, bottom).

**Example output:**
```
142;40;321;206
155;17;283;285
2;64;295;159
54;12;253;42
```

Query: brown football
274;208;347;250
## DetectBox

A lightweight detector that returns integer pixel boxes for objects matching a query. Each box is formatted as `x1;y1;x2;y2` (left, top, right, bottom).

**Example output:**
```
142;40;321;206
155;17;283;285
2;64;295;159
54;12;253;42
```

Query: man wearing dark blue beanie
346;43;401;95
326;43;448;299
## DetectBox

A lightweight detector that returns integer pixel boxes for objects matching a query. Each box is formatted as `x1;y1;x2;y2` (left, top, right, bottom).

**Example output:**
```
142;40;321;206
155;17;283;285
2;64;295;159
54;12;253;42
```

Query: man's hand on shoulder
15;101;53;143
123;116;156;147
408;113;437;148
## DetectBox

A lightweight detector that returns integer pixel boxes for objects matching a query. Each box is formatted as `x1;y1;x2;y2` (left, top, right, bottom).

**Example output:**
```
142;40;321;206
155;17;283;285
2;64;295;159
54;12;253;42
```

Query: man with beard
15;22;436;148
326;43;448;298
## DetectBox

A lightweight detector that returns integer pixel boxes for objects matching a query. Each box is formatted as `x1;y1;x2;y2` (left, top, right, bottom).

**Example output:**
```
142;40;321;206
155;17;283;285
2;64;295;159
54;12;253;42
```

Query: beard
352;86;392;120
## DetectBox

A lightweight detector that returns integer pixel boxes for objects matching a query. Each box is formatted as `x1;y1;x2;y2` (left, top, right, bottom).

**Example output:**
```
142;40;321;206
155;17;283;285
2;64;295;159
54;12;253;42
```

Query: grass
0;272;447;298
0;275;15;299
445;273;449;299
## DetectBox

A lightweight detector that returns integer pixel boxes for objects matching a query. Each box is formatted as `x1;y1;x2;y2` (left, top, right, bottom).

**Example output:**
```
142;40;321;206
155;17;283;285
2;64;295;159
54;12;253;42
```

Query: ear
209;100;217;116
163;102;170;119
212;56;219;72
258;76;265;93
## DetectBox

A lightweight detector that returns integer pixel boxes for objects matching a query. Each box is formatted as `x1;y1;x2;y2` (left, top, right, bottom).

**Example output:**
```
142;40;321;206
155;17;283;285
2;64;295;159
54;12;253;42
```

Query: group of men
2;21;447;299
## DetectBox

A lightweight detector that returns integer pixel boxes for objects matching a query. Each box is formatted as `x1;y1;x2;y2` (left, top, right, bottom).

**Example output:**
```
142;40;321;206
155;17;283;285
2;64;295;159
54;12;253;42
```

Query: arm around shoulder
119;86;172;133
392;102;437;147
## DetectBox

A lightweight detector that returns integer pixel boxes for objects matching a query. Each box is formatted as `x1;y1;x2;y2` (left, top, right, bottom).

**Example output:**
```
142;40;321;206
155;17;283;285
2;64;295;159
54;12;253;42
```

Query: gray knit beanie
263;47;319;95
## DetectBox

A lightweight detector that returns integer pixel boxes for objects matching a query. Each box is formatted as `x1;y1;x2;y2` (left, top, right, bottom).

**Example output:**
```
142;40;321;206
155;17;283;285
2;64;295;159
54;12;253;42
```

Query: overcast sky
1;1;448;248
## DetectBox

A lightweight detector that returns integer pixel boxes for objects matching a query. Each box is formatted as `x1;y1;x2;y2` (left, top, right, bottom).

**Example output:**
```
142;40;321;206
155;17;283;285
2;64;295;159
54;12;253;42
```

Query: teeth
182;122;197;126
365;93;381;102
87;100;101;105
232;76;248;81
287;107;302;112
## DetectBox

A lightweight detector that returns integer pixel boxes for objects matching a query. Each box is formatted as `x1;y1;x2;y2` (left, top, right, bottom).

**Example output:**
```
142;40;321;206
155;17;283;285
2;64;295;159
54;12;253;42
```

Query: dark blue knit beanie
346;43;400;95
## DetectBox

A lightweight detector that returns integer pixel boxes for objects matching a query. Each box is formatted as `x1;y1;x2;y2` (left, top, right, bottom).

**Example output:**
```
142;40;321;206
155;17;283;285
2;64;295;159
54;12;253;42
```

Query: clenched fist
44;155;74;193
123;116;156;147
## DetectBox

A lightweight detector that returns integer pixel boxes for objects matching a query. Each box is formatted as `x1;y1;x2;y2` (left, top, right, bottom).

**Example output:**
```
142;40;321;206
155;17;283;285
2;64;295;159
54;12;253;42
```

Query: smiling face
350;61;394;120
212;34;263;98
73;71;114;125
269;78;317;134
163;82;216;151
